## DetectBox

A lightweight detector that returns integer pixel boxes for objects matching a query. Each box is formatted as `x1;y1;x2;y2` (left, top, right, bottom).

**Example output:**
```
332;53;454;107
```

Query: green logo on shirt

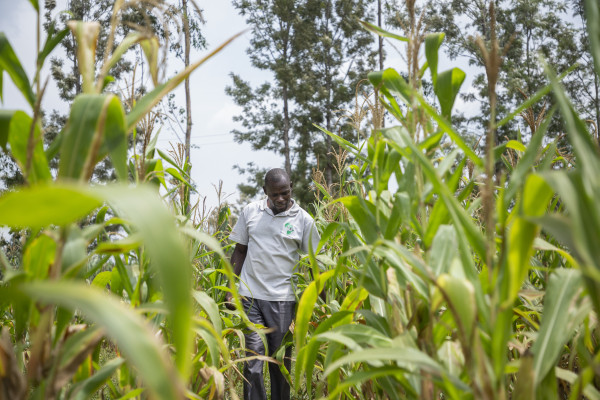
284;222;294;235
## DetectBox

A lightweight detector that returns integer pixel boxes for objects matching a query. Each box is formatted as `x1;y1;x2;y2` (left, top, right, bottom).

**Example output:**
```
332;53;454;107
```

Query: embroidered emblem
284;222;295;235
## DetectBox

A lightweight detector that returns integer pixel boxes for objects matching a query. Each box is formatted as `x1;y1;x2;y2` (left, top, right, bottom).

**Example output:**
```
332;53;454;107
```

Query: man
227;168;320;400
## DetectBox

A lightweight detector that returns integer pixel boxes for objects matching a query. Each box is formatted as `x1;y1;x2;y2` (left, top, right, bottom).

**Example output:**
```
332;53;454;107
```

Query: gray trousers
242;298;296;400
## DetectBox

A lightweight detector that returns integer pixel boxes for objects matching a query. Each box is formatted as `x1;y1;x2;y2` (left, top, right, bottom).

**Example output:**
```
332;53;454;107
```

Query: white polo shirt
229;198;320;301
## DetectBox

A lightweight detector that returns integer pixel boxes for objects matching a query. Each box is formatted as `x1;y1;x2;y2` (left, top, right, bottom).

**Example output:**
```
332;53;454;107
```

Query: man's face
263;178;292;214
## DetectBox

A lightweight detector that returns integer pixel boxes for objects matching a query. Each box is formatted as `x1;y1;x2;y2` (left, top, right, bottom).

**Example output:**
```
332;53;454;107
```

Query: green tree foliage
227;0;376;205
385;0;595;146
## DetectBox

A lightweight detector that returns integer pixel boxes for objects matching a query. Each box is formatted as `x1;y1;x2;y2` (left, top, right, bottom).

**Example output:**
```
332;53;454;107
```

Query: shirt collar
260;197;299;216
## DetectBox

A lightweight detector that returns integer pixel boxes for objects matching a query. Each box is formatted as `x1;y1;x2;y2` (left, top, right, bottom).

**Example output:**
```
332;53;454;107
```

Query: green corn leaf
319;324;392;349
435;67;466;118
140;37;160;86
294;269;336;391
98;185;193;378
323;346;467;391
113;256;134;299
504;108;554;206
532;269;585;385
414;96;484;168
298;310;353;392
53;326;105;390
429;225;458;276
126;31;244;132
95;234;143;254
541;171;600;272
0;109;15;151
496;66;575;128
70;357;125;400
110;267;124;296
59;94;127;181
0;184;101;228
193;290;222;336
505;140;527;152
0;33;35;107
100;32;147;85
383;192;408;240
16;281;185;400
156;148;186;173
165;167;192;187
37;27;69;72
23;234;55;280
424;158;466;248
8;111;51;183
584;0;600;81
28;0;39;11
359;20;408;42
335;196;379;244
425;33;445;85
555;367;600;400
379;68;412;106
67;21;100;94
543;59;600;189
513;353;535;400
505;174;553;304
533;237;577;267
193;324;221;367
91;271;112;288
314;124;367;162
373;243;428;299
434;274;476;342
327;366;412;400
382;126;486;264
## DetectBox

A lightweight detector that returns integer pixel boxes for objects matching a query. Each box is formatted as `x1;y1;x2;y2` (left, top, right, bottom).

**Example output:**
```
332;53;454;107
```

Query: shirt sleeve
301;217;320;254
229;207;249;245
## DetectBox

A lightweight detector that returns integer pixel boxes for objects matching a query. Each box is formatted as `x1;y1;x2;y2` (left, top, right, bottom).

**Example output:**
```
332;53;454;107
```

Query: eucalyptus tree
227;0;309;182
296;0;376;187
228;0;376;203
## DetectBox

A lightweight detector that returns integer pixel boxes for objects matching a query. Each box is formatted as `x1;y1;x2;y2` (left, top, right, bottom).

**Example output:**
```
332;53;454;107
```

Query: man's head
263;168;293;214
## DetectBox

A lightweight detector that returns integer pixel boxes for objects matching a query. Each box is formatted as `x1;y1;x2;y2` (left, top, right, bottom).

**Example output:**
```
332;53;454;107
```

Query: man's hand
224;292;236;311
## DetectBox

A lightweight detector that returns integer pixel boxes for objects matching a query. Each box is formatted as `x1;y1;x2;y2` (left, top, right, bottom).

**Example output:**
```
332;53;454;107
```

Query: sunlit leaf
8;111;51;183
15;281;185;400
0;184;101;228
532;269;585;385
0;33;35;107
67;21;100;94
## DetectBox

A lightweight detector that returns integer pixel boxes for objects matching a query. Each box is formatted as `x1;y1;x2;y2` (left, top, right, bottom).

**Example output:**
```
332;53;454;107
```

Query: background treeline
228;0;598;207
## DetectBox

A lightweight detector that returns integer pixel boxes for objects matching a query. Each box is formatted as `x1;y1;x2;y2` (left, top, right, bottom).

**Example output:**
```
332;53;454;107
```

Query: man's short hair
264;168;289;186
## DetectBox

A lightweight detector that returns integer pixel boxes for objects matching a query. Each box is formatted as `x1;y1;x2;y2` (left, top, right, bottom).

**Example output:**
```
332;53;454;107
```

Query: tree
227;0;308;180
384;0;591;146
227;0;375;205
296;0;376;187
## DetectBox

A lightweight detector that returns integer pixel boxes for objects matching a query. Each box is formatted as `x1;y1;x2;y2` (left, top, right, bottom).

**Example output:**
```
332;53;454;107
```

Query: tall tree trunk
282;85;292;177
182;0;192;214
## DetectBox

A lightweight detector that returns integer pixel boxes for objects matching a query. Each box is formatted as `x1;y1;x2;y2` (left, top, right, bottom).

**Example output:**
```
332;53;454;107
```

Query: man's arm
231;243;248;276
225;243;248;309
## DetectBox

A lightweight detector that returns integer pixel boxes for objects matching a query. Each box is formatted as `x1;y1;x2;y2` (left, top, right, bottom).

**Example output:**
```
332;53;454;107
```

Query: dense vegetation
1;0;600;399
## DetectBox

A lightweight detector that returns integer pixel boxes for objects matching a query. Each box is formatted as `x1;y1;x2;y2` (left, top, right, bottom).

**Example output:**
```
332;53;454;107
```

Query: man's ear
262;186;267;195
289;181;293;190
